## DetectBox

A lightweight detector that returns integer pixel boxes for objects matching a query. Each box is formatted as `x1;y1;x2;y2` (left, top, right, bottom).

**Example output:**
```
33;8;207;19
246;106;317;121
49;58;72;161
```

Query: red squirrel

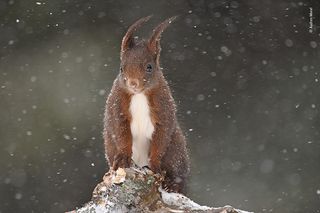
103;16;190;193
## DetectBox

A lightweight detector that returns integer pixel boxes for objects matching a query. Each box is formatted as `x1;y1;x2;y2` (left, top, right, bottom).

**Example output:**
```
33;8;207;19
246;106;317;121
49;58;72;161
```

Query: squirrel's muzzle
126;78;142;93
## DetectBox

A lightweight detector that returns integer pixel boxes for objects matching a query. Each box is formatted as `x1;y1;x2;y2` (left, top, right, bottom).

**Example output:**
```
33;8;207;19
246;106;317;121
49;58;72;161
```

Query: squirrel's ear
148;16;177;57
121;15;152;59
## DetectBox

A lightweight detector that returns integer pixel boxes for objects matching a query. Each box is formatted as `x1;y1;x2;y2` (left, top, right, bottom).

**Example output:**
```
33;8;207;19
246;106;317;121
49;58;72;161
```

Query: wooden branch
67;167;253;213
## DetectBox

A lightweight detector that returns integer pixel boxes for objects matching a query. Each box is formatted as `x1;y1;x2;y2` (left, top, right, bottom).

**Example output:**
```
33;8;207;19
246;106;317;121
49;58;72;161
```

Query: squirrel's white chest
129;93;154;167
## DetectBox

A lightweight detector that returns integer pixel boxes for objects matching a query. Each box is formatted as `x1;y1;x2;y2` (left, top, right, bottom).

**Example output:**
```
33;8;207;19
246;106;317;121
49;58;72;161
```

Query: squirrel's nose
128;79;139;89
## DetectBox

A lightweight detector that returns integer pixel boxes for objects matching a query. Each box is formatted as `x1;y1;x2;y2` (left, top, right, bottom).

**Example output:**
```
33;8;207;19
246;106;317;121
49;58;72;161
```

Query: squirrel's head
118;16;176;94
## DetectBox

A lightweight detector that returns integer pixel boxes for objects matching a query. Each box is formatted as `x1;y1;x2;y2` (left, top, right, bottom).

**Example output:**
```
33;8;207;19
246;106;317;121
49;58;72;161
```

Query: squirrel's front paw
112;153;131;170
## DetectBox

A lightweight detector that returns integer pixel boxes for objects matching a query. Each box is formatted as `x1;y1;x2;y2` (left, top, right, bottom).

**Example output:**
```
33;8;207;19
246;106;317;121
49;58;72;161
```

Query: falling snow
285;39;294;47
63;134;71;140
1;1;319;213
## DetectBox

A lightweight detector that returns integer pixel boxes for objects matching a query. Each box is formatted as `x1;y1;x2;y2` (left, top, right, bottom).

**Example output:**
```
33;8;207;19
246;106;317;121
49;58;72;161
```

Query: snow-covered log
66;167;253;213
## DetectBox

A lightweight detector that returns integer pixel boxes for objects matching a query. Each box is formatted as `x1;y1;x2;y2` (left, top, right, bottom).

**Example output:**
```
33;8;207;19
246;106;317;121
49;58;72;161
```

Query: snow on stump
67;167;253;213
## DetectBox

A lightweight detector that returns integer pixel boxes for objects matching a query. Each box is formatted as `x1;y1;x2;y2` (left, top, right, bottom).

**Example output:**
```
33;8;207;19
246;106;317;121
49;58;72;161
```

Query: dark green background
1;0;319;212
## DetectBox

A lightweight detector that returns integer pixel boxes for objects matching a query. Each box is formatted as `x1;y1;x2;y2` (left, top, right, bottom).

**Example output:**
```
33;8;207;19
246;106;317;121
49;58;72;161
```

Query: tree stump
67;167;253;213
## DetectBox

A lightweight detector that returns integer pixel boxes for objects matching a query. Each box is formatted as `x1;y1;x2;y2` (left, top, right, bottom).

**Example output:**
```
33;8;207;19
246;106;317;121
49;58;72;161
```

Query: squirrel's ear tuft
148;16;177;57
121;15;152;59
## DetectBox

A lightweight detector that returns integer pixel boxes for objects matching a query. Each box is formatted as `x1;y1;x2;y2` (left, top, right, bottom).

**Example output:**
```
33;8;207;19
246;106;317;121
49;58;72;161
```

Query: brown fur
103;16;190;193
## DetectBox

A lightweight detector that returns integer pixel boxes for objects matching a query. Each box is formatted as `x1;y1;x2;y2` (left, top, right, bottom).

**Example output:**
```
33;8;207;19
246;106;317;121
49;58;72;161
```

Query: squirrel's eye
146;64;152;73
120;67;123;73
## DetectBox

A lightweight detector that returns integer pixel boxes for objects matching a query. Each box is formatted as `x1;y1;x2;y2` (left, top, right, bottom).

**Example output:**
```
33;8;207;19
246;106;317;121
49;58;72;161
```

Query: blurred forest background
0;0;320;212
